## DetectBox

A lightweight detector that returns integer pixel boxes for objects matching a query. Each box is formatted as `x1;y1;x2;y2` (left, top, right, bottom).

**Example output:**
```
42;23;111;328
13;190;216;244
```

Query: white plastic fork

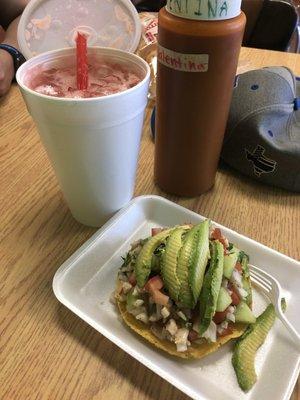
249;264;300;349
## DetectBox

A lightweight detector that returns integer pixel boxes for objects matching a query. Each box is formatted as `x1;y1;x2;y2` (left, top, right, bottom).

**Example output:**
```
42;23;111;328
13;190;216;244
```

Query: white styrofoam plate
53;195;300;400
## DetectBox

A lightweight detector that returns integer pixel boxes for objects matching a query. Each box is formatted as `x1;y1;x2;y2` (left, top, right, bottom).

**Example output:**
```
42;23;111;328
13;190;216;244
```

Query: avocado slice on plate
234;302;256;324
161;227;189;302
223;252;239;279
216;287;232;312
135;228;172;287
199;240;224;335
232;304;276;392
177;225;199;308
188;219;210;303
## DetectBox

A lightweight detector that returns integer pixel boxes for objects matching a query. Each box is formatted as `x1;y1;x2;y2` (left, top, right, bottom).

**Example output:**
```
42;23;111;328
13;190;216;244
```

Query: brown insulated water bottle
154;0;246;196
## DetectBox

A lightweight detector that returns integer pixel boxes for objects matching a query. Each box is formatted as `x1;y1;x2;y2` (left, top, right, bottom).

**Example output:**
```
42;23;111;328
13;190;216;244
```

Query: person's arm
0;0;29;96
0;16;21;96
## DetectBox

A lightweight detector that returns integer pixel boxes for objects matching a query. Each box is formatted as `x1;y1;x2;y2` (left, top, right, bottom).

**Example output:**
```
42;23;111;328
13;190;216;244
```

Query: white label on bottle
166;0;241;21
157;45;209;72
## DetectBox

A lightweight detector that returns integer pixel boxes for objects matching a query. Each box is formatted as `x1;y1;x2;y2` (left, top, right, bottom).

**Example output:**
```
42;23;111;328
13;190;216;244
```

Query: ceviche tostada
113;220;279;391
114;220;257;358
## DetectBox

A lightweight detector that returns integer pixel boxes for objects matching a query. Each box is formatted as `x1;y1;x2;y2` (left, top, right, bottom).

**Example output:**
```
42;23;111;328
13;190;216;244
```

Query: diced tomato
151;289;169;306
151;228;164;236
213;307;229;324
230;289;241;306
145;276;168;305
144;275;164;292
217;326;233;337
188;329;199;342
128;272;137;286
235;262;243;273
210;228;228;251
210;228;222;240
228;283;241;306
219;237;228;251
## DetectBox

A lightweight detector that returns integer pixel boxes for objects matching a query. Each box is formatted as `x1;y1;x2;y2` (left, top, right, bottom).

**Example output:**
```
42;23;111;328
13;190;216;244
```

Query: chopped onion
149;314;159;322
132;286;140;296
121;281;132;294
175;328;189;352
177;311;187;321
176;343;188;352
237;286;248;299
220;321;228;330
228;306;235;314
136;312;149;324
226;306;236;323
217;321;229;335
166;319;178;336
227;313;235;323
175;328;189;343
201;321;217;342
161;306;170;318
128;306;146;316
231;269;242;286
134;299;144;307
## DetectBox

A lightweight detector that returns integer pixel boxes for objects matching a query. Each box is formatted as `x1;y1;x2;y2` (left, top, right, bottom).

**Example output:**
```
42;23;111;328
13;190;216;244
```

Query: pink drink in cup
25;56;143;98
17;47;150;227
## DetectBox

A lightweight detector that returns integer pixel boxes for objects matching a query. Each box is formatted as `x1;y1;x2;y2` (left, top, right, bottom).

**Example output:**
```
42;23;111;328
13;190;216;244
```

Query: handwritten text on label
167;0;230;19
157;45;209;72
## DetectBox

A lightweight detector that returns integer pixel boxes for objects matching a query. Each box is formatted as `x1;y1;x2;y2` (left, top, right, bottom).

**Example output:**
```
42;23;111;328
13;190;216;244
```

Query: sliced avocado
199;240;224;335
216;286;232;312
232;304;276;392
188;220;210;303
177;226;199;308
161;227;187;302
234;302;256;324
135;229;172;287
223;252;238;279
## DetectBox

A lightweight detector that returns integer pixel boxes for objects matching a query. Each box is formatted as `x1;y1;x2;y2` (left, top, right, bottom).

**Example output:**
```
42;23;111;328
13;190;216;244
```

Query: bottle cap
18;0;141;59
166;0;242;21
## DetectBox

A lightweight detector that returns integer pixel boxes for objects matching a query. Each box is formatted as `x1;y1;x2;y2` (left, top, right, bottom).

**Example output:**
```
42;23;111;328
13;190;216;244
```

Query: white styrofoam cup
16;47;150;227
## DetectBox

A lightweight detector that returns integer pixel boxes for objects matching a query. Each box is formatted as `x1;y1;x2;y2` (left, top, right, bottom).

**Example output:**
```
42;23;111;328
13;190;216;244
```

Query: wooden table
1;47;299;400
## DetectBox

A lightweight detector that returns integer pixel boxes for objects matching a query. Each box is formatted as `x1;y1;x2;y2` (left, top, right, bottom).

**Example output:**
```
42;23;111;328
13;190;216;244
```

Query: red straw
76;32;88;90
